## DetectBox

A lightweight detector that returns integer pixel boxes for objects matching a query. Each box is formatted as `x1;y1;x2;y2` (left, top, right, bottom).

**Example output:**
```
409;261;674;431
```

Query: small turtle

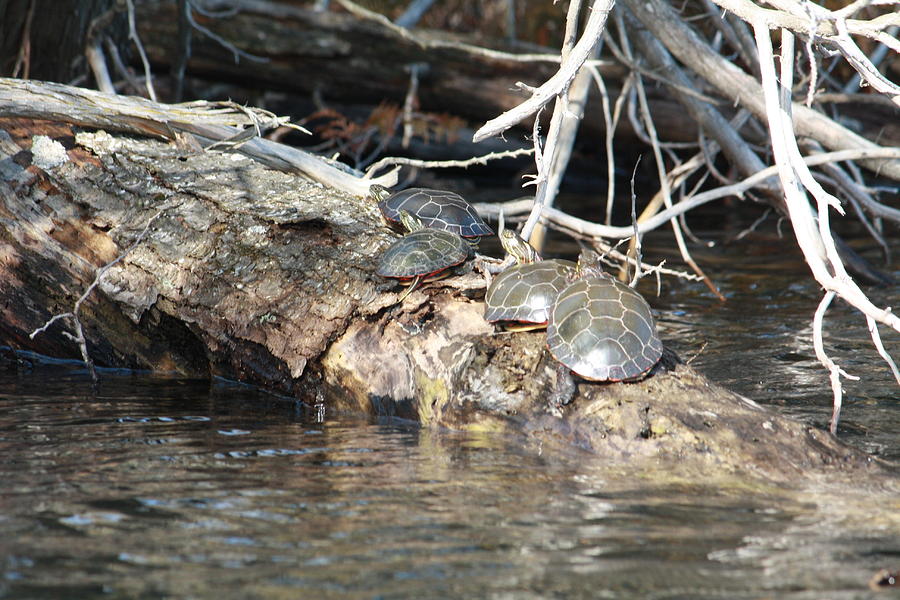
484;229;575;330
376;210;471;301
546;251;662;382
369;185;493;244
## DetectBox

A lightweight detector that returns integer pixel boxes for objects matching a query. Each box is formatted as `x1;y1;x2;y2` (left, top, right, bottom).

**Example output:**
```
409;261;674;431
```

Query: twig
364;148;534;179
173;0;192;102
625;0;900;181
841;24;898;93
86;39;116;94
104;36;144;94
628;159;643;287
812;291;858;434
29;211;165;382
525;0;599;253
333;0;605;65
626;16;725;300
586;65;624;226
472;0;615;143
125;0;158;101
867;316;900;387
11;0;35;79
833;18;900;106
395;0;437;28
401;63;426;148
473;147;900;240
185;0;270;64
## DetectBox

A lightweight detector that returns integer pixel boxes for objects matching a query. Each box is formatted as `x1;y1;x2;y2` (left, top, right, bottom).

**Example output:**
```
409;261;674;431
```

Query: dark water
2;229;899;598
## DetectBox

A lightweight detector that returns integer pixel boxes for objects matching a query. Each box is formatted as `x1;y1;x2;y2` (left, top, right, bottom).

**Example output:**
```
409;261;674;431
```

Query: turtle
484;229;575;331
368;184;493;244
546;250;662;382
376;210;471;301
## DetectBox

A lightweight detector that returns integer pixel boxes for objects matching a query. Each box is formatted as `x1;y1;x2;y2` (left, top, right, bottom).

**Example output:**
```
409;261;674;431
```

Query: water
1;229;899;598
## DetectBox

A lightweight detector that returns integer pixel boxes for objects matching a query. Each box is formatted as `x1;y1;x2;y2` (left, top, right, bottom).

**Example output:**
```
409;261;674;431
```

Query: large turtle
369;185;493;244
376;210;471;301
484;229;575;331
546;251;662;382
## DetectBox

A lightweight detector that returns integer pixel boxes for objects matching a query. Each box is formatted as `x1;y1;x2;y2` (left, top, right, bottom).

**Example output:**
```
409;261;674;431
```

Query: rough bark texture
0;116;892;486
0;117;397;393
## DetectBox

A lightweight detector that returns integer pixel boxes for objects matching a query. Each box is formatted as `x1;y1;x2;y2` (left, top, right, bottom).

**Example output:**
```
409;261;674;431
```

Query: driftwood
0;107;893;485
130;0;701;147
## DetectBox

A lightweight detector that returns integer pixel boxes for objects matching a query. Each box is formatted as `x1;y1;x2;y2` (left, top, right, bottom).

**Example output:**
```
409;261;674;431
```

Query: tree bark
0;109;889;485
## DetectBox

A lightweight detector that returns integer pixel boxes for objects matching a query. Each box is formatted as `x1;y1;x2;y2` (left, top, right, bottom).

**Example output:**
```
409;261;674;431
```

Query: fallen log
0;108;891;485
132;0;700;146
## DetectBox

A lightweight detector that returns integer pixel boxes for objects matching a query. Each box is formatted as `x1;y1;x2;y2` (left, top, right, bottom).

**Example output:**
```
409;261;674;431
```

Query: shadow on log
0;116;894;485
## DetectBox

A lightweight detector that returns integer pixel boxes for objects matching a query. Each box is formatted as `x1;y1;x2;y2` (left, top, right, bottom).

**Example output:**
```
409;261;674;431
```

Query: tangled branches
472;0;900;433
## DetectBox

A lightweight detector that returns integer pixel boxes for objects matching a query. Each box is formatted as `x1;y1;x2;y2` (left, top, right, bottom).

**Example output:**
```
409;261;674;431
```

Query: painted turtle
376;210;471;300
484;229;575;330
546;251;662;381
369;185;493;244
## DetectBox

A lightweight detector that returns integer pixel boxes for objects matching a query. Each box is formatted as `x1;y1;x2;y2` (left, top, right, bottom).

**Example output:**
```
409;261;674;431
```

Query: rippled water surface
2;228;899;599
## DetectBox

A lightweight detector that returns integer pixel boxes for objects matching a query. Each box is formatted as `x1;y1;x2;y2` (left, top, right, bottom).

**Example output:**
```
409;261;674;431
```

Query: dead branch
0;77;396;196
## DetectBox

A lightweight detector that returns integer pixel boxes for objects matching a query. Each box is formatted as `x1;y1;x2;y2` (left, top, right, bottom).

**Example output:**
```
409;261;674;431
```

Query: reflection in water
651;235;900;462
0;368;897;599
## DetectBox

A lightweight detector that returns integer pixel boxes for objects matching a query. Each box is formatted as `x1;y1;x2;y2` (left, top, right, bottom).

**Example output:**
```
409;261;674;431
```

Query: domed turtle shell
547;272;662;382
484;259;576;329
376;227;471;282
369;185;493;240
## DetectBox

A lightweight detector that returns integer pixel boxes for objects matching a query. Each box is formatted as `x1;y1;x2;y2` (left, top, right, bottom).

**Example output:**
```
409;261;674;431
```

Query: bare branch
472;0;615;143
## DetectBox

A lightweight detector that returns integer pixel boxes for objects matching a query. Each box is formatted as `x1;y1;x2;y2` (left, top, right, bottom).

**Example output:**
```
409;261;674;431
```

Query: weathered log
0;113;892;485
131;0;699;145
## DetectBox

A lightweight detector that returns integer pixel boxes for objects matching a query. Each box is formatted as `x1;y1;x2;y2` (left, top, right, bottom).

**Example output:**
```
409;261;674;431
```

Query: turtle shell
377;188;493;239
547;275;662;381
484;259;576;328
377;228;470;281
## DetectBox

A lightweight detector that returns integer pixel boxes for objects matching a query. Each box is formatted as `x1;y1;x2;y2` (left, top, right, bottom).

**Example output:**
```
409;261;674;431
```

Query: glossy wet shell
547;276;662;381
484;259;576;326
378;188;493;239
376;228;470;280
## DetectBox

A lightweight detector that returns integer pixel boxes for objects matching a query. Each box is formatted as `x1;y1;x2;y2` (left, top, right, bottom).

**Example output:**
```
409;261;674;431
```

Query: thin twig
29;211;165;382
185;0;270;64
125;0;157;101
365;148;534;179
472;147;900;240
472;0;615;143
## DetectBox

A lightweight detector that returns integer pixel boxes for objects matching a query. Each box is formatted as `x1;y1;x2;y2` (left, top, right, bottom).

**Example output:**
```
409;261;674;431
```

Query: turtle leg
396;276;422;303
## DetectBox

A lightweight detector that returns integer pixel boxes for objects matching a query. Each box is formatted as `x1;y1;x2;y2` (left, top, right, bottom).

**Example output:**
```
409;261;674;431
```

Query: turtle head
368;184;390;202
498;211;540;264
575;249;607;279
398;209;425;233
499;228;540;264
